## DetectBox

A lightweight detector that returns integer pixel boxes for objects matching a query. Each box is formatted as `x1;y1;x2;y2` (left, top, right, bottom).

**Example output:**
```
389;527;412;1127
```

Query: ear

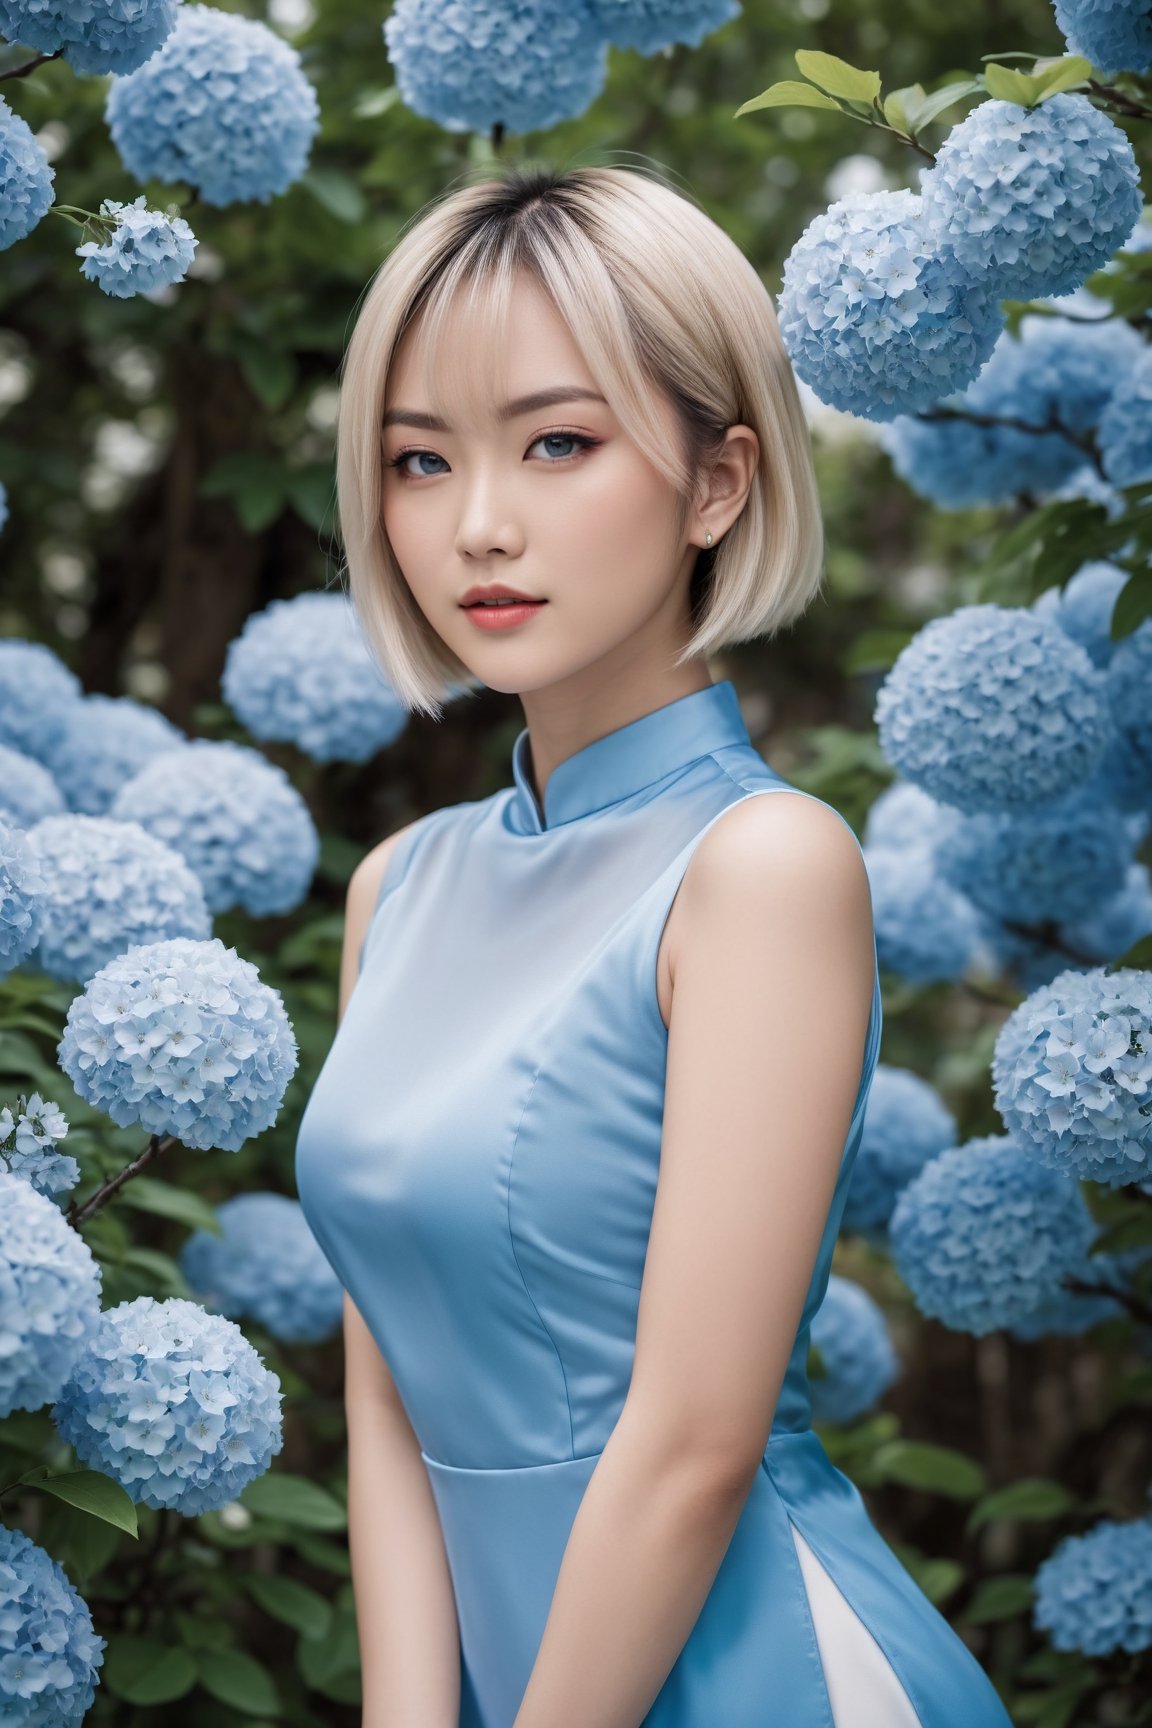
696;425;760;543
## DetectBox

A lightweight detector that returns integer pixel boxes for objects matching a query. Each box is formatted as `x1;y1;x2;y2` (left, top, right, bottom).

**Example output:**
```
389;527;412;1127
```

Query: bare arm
510;793;877;1728
339;831;463;1728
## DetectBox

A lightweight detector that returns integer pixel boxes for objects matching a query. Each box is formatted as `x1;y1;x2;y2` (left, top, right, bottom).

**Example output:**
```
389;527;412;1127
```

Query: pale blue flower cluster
937;786;1131;928
106;4;320;207
1099;348;1152;490
0;477;7;531
222;593;409;764
181;1192;344;1344
1009;1245;1139;1339
777;189;1004;422
809;1275;900;1425
1033;1515;1152;1654
1053;0;1152;77
873;605;1111;814
0;639;83;765
0;816;46;978
0;741;66;828
384;0;609;136
919;96;1142;300
991;966;1152;1188
0;94;54;251
877;316;1143;509
52;1295;284;1514
75;194;198;298
1105;619;1152;798
842;1065;957;1239
0;0;178;73
989;859;1152;995
111;738;319;917
586;0;740;52
1032;561;1129;669
890;1134;1097;1334
0;1171;103;1415
0;1091;79;1199
864;845;985;985
58;935;298;1153
23;813;211;983
43;693;184;815
0;1524;106;1723
862;780;962;856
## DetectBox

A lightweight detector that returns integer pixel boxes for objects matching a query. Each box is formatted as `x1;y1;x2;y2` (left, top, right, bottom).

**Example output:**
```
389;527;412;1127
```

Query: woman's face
380;270;709;703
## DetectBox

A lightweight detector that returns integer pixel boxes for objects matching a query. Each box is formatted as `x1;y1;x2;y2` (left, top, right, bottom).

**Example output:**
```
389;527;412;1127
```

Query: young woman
294;161;1013;1728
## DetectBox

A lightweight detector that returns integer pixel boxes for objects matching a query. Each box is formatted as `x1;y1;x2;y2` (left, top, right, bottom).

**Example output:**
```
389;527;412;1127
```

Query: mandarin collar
508;680;751;835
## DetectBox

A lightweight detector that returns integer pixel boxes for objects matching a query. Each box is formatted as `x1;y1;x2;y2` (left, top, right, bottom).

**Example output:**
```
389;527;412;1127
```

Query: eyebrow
381;386;609;432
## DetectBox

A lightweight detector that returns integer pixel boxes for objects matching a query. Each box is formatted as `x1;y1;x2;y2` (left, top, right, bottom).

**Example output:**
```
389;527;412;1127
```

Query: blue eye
387;429;600;478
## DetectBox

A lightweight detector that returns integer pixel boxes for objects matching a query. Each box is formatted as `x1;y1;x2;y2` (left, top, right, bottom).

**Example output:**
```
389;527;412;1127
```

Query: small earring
704;531;714;547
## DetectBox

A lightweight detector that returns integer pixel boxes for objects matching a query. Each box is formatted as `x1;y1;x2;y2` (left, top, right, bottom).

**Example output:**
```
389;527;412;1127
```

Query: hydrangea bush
1032;561;1131;670
809;1274;900;1425
57;935;299;1153
0;93;55;251
1033;1515;1152;1655
52;1296;284;1514
0;1091;79;1198
41;694;185;816
586;0;740;52
0;815;46;978
181;1192;344;1344
0;640;83;765
0;1524;107;1724
1052;0;1152;78
0;1171;103;1416
75;195;198;298
842;1065;958;1238
863;844;986;984
0;741;66;828
0;0;179;74
23;813;212;982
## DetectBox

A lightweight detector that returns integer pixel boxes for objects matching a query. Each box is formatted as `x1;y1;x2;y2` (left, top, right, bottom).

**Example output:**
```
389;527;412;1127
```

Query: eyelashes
385;428;601;479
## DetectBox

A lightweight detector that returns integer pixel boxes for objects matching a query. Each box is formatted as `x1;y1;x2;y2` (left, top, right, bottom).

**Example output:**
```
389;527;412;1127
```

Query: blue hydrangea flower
58;935;299;1153
1032;561;1130;669
808;1274;900;1426
876;316;1143;509
0;93;55;251
52;1295;284;1514
864;845;986;985
988;861;1152;995
0;740;66;828
75;194;197;298
842;1065;957;1239
384;0;609;136
1008;1245;1144;1339
991;966;1152;1188
1099;344;1152;489
0;816;46;979
873;604;1112;814
0;0;178;74
23;813;212;983
0;638;83;765
42;693;185;816
0;1524;107;1722
181;1193;344;1345
222;593;409;764
0;477;7;532
889;1133;1097;1334
586;0;739;51
106;3;320;207
1105;620;1152;798
0;1171;103;1416
920;95;1142;300
111;738;319;917
777;188;1005;422
0;1091;79;1199
1033;1515;1152;1654
937;785;1132;929
862;780;963;857
1053;0;1152;77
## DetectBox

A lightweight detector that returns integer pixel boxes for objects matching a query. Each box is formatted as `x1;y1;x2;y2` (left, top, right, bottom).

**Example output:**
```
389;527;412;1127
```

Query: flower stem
66;1131;180;1227
0;46;62;80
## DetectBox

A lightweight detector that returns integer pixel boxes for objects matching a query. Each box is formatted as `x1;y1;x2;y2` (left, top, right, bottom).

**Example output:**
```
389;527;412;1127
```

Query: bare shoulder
666;791;872;990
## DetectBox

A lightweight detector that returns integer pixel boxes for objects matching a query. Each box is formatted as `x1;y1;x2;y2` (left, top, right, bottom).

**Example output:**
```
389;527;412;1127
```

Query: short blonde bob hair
337;159;824;718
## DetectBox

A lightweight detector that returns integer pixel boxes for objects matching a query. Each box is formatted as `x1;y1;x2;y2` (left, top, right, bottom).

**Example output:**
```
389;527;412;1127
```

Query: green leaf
872;1440;987;1498
199;452;289;534
288;464;336;531
1088;1211;1152;1256
983;62;1046;105
116;1176;222;1235
104;1636;198;1706
794;50;881;105
901;1555;966;1605
961;1574;1036;1623
300;168;368;224
1032;54;1093;97
1112;568;1152;638
881;89;913;133
735;80;842;116
24;1469;139;1538
240;1473;348;1531
912;78;985;129
1109;933;1152;973
243;1571;333;1640
236;341;298;412
194;1648;282;1717
966;1477;1077;1533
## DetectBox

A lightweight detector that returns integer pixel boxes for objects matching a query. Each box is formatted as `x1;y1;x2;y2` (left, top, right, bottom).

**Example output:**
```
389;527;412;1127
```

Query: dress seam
504;1061;577;1460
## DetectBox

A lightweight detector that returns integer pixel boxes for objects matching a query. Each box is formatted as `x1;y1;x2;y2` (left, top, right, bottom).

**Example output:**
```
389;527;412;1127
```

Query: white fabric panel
789;1520;924;1728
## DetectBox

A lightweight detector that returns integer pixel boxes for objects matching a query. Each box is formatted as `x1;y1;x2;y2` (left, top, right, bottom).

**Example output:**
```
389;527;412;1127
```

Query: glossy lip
460;582;545;607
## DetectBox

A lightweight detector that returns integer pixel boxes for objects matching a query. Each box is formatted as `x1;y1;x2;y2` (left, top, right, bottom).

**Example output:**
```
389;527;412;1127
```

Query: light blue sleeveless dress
294;680;1013;1728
